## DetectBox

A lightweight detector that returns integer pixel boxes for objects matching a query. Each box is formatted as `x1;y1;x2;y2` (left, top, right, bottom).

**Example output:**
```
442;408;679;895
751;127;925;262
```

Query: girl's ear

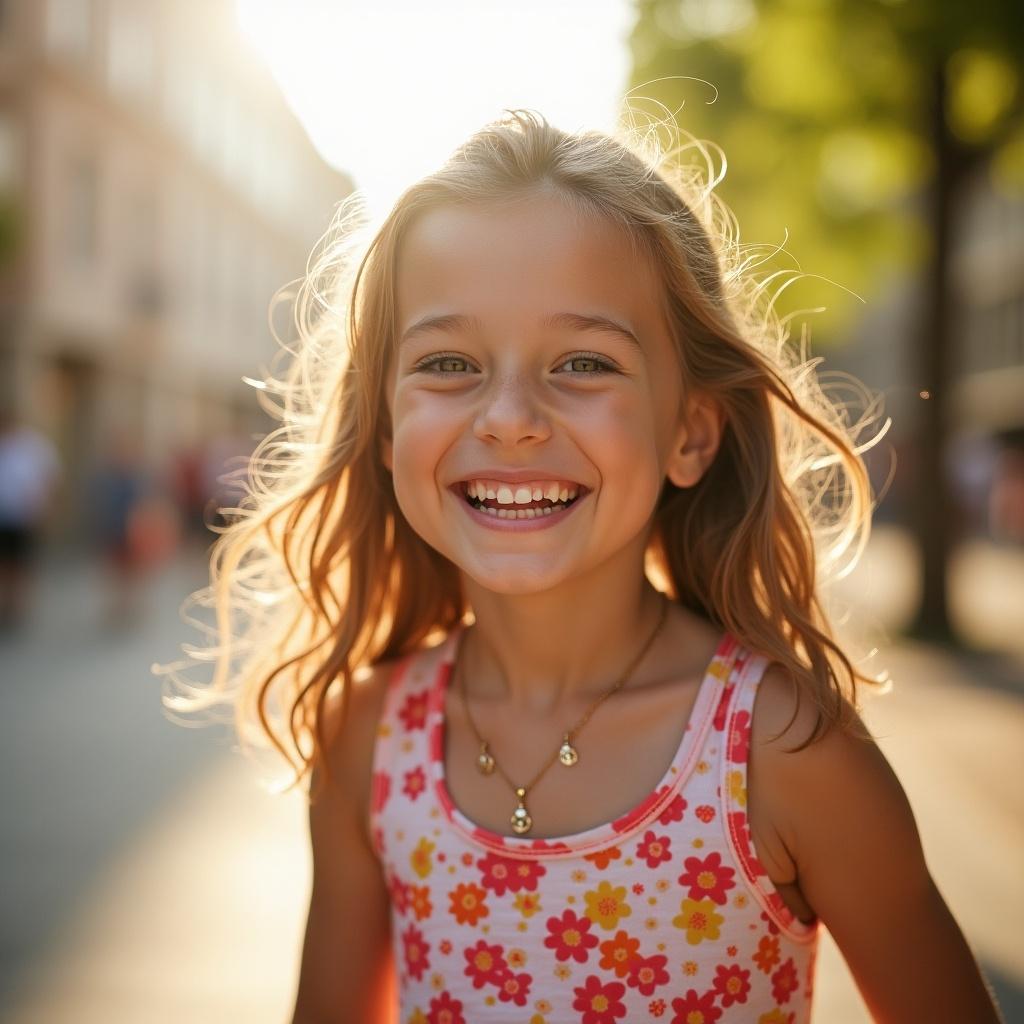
665;392;725;489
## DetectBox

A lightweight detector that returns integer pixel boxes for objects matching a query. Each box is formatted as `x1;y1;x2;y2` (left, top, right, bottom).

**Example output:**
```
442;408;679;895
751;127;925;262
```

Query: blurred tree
629;0;1024;645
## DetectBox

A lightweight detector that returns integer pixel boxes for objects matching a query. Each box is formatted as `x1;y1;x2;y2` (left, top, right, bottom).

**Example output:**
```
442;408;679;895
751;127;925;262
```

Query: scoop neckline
425;620;737;860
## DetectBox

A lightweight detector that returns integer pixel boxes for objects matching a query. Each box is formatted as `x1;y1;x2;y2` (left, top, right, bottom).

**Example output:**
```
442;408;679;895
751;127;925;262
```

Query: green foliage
627;0;1024;340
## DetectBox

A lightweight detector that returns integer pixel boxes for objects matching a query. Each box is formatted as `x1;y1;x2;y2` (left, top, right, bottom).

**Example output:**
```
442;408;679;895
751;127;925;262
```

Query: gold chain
454;596;669;835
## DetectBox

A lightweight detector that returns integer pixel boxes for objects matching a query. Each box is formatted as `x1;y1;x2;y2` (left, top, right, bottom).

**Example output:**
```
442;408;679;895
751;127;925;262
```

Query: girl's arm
290;664;398;1024
750;666;1003;1024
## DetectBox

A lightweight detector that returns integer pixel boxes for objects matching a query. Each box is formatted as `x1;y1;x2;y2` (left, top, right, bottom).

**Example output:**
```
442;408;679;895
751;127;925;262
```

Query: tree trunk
908;62;962;644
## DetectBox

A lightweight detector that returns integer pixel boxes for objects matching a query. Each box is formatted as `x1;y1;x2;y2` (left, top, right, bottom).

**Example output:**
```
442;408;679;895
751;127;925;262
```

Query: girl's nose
472;377;552;446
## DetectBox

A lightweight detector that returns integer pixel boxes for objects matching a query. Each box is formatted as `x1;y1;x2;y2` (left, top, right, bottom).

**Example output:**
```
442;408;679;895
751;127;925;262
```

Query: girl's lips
452;487;588;532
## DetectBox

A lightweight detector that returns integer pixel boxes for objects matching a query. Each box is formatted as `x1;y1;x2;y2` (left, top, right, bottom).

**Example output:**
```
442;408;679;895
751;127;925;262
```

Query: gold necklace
454;597;669;835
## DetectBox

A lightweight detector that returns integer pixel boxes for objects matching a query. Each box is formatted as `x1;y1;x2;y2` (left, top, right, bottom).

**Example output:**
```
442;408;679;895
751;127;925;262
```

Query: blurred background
0;1;1020;1021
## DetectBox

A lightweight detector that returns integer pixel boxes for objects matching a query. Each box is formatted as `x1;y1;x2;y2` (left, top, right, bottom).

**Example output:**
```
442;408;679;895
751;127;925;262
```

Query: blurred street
0;525;1021;1023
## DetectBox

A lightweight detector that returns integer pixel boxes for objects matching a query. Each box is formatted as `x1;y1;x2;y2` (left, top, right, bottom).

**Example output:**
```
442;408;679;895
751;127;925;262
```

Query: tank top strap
719;645;819;943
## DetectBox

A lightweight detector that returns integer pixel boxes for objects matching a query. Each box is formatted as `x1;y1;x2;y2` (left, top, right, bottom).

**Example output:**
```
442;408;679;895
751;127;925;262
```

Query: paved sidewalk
1;529;1021;1022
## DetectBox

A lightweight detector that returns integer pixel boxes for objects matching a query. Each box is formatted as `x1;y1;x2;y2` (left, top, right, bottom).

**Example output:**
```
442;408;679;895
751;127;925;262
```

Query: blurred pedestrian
0;409;60;630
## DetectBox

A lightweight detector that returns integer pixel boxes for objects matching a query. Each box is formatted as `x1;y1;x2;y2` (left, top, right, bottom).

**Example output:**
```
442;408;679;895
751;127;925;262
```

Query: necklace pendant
510;787;532;834
476;743;495;775
558;734;579;767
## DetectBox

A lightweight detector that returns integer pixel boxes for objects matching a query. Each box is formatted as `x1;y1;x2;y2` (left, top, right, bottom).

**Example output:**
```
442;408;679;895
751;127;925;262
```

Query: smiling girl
165;110;1002;1023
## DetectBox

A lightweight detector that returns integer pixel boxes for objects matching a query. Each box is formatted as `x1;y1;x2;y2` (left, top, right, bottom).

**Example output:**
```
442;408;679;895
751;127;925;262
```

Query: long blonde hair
157;109;889;791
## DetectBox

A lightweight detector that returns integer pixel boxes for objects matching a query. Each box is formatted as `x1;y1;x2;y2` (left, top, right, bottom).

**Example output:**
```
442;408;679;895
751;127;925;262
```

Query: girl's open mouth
451;479;590;528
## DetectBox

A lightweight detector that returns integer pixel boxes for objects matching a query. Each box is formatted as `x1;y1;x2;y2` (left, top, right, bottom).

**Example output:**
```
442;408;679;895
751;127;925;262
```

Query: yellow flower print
430;972;444;990
535;999;552;1012
696;759;710;774
584;881;632;931
508;948;527;969
728;769;747;808
529;1017;545;1024
410;837;435;879
709;658;731;682
758;1011;791;1023
554;963;572;980
571;868;587;883
406;1010;426;1024
672;897;724;945
514;891;541;917
683;960;698;976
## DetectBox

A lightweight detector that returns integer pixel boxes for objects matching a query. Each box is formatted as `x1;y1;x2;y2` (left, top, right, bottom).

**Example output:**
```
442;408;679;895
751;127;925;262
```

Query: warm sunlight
235;0;636;216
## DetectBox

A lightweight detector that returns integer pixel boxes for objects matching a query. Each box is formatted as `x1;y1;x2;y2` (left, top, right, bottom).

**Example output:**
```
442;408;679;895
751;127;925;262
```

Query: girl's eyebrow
399;311;643;350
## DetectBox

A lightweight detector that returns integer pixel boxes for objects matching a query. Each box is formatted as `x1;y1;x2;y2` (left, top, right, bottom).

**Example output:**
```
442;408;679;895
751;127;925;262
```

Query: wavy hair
156;108;891;792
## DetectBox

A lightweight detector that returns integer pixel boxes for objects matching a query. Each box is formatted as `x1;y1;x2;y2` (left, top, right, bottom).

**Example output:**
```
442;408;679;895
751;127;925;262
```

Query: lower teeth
467;498;575;519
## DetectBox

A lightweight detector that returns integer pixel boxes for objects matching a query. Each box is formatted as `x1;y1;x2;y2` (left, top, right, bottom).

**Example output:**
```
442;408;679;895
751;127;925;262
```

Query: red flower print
636;830;673;869
670;988;722;1024
401;923;430;981
572;975;627;1024
649;997;667;1017
583;846;622;870
677;851;736;905
753;934;781;973
598;930;641;978
398;691;429;731
712;963;751;1007
543;908;599;963
695;804;716;823
463;939;509;989
657;793;687;825
628;953;670;995
448;882;489;926
496;970;533;1006
728;708;752;762
772;957;799;1004
389;874;410;915
402;765;427;801
759;908;782;936
712;685;731;731
370;771;391;814
476;852;545;896
409;884;432;921
427;990;465;1024
439;939;452;955
612;789;662;833
632;883;645;895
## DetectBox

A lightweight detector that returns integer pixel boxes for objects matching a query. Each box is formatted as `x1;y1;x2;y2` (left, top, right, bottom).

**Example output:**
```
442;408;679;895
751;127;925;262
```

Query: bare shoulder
746;667;1003;1021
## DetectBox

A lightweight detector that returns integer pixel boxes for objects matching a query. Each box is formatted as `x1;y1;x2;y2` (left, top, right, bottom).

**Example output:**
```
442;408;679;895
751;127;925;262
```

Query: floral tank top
368;623;819;1023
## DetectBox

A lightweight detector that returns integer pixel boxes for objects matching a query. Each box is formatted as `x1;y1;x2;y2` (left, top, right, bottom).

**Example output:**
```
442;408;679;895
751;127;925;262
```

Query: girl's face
384;190;720;596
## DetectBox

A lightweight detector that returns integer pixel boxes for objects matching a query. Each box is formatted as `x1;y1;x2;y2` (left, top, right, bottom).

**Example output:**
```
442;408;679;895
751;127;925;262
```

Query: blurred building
834;169;1024;535
0;0;352;540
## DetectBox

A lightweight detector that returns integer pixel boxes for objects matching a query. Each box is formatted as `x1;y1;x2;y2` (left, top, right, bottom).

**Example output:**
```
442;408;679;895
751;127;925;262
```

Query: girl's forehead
395;195;666;332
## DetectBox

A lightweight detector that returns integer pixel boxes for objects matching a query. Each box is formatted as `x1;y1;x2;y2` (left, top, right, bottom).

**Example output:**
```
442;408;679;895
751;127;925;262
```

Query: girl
163;110;1002;1023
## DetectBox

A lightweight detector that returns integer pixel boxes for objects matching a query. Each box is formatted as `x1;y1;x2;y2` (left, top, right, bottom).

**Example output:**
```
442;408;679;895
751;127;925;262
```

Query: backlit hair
156;109;890;791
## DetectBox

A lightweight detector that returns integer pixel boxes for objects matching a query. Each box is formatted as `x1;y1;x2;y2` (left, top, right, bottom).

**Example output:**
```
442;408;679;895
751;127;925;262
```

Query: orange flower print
758;1011;795;1024
771;957;799;1004
402;765;427;801
584;881;632;931
496;970;533;1007
448;882;488;926
628;953;670;995
649;997;667;1017
477;852;545;896
514;891;542;918
657;793;687;825
753;934;780;973
712;962;751;1007
398;691;429;731
670;988;722;1023
409;884;432;921
544;908;599;962
677;851;736;905
672;898;724;945
463;939;510;989
426;990;465;1024
571;975;627;1024
439;939;453;955
411;837;435;879
636;830;673;869
507;947;527;969
402;923;431;981
598;930;641;977
583;846;622;870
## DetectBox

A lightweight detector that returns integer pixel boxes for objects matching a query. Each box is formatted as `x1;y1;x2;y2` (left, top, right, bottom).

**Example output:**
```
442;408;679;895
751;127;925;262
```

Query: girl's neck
456;577;672;715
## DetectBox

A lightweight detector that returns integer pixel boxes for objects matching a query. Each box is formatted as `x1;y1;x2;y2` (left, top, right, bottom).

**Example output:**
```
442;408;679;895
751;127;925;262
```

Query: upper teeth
465;480;579;504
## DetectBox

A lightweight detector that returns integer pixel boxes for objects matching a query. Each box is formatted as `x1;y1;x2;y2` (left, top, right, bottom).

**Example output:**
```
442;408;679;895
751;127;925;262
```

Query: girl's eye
412;354;473;374
555;353;617;375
